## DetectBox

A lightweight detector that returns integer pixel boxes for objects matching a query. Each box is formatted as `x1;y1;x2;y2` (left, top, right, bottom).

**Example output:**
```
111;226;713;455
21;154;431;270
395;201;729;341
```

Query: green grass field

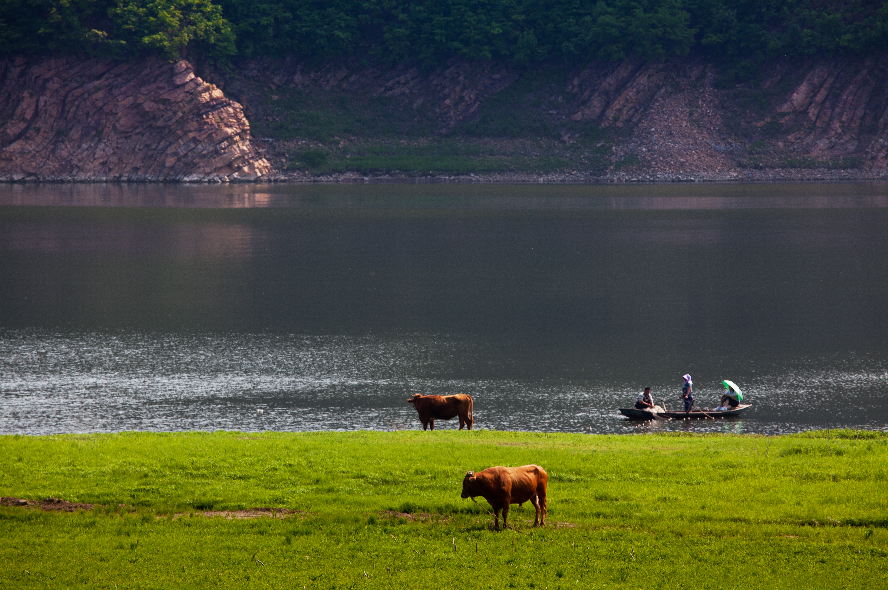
1;430;886;589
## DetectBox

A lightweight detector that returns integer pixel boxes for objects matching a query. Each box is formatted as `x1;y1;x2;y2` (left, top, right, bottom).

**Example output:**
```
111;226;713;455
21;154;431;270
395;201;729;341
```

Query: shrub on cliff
111;0;236;60
0;0;235;60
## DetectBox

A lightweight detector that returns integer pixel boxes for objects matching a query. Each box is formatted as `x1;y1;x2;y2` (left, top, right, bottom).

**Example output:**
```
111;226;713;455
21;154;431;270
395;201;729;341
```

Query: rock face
205;54;888;179
4;53;888;181
557;56;888;175
765;56;888;171
220;56;520;134
0;56;270;181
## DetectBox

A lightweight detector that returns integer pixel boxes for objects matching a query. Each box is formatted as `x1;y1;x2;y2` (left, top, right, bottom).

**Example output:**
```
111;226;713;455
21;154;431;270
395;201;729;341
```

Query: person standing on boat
635;387;655;410
681;374;694;413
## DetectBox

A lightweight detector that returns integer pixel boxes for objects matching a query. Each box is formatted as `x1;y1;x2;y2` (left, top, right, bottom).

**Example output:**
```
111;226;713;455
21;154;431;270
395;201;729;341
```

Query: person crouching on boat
681;374;694;413
635;387;656;410
720;385;742;409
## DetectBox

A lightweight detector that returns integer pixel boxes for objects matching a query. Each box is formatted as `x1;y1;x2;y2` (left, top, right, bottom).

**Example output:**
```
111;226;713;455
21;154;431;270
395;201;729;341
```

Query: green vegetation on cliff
0;0;235;60
1;0;887;64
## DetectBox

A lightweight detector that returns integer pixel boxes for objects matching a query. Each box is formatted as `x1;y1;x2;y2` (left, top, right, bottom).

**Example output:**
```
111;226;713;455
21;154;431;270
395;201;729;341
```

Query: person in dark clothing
681;374;694;413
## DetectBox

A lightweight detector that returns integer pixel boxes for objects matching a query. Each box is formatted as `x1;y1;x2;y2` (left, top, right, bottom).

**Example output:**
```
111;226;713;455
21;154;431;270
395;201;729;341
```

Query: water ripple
1;329;886;435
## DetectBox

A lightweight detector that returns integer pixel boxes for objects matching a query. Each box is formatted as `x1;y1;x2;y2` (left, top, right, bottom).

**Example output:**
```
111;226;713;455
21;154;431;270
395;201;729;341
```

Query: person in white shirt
635;387;655;410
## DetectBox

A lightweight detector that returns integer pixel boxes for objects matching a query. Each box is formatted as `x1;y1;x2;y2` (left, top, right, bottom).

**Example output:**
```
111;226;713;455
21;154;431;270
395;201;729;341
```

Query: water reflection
3;181;888;210
1;222;255;259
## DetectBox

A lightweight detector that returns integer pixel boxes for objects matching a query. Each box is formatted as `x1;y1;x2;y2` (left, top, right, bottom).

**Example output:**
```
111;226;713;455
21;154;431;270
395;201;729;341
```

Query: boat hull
619;408;667;420
620;404;751;420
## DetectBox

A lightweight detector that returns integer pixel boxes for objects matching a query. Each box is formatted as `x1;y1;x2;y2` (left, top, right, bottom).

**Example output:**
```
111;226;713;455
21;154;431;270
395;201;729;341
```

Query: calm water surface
1;182;886;435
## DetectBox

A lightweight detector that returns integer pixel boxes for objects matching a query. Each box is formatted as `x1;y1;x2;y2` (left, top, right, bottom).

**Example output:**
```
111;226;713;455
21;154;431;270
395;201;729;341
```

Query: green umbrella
722;380;743;401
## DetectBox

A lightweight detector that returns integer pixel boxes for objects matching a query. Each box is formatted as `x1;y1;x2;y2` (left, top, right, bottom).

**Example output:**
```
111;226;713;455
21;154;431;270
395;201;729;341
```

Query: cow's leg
458;417;465;430
421;419;429;431
429;419;435;430
530;495;541;526
539;490;547;526
467;416;473;430
501;503;510;529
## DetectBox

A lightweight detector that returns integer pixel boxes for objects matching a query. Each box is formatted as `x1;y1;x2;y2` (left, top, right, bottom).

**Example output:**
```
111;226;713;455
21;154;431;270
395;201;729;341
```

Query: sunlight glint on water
1;182;887;435
1;330;885;435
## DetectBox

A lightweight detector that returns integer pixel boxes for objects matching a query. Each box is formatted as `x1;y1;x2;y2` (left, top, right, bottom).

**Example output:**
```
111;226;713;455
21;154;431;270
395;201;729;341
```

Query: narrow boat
619;404;751;420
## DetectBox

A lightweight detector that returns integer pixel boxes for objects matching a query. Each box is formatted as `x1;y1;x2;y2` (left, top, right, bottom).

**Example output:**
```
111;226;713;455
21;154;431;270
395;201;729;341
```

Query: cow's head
407;393;422;404
460;471;476;498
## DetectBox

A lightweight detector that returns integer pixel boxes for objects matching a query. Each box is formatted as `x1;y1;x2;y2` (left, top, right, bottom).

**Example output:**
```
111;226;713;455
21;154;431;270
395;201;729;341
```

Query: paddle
689;399;716;419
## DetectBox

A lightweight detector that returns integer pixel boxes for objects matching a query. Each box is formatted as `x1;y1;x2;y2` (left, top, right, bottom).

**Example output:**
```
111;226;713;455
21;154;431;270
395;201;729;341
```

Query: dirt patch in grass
0;501;656;530
1;497;303;520
1;496;96;512
184;507;301;520
549;521;578;529
378;510;449;523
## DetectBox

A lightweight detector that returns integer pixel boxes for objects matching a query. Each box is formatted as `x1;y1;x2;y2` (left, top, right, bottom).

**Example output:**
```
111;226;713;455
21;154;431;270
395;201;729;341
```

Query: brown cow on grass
407;393;473;431
461;464;547;529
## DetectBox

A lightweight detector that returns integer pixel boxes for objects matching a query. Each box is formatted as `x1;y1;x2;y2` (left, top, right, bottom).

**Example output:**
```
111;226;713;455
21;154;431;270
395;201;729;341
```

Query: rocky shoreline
4;166;884;184
261;167;887;184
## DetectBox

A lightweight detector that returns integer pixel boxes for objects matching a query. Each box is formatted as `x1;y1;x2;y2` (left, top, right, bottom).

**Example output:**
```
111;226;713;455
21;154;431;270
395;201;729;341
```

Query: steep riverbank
3;54;888;182
0;57;270;182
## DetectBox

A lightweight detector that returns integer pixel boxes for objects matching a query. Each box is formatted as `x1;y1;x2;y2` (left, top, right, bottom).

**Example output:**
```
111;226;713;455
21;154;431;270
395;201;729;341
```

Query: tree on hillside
0;0;235;59
2;0;887;62
111;0;235;59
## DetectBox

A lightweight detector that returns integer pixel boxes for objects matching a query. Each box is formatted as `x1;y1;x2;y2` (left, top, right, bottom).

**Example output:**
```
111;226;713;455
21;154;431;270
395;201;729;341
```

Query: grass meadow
0;430;886;589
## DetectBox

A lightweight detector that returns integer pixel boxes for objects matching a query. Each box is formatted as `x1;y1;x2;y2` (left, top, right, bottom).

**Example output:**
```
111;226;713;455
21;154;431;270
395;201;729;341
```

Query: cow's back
410;393;474;430
462;464;547;528
472;465;546;499
505;465;547;504
424;394;471;419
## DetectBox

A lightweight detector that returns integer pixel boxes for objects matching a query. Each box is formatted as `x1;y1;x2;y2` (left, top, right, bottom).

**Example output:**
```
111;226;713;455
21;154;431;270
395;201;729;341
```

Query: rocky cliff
0;57;270;182
3;54;888;182
205;54;888;181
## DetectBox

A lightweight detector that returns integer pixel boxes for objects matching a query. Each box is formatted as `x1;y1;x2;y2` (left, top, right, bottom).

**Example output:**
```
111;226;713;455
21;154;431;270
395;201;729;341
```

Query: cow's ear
465;471;474;477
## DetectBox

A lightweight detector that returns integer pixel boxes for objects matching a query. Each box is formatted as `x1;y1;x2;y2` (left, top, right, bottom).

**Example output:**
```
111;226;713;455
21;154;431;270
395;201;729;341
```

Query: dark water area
1;182;886;435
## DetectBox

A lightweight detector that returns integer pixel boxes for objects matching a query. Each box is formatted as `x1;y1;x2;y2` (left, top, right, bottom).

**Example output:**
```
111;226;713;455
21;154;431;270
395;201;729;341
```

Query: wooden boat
619;404;751;420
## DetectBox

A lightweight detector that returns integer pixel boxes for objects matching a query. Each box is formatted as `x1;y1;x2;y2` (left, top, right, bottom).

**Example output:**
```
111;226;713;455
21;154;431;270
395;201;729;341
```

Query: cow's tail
468;396;474;427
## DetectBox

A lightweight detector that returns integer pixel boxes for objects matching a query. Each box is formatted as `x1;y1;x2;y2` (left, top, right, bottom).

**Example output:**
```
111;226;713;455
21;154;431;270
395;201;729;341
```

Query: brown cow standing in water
461;464;548;529
407;393;473;430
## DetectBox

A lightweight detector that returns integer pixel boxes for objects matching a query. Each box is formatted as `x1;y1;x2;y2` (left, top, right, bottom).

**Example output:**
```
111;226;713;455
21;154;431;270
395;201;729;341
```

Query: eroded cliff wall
210;55;888;179
0;56;270;182
3;54;888;181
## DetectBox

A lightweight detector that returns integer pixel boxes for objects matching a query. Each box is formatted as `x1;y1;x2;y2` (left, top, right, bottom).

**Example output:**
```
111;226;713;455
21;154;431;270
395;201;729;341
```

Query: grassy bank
1;430;886;589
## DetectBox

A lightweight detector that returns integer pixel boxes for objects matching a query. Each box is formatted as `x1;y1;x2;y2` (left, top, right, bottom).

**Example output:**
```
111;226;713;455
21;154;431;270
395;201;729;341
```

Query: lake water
1;182;886;435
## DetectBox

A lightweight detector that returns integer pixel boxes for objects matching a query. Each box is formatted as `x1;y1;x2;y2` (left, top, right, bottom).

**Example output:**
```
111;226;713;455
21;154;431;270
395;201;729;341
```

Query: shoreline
268;167;888;184
3;167;887;185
